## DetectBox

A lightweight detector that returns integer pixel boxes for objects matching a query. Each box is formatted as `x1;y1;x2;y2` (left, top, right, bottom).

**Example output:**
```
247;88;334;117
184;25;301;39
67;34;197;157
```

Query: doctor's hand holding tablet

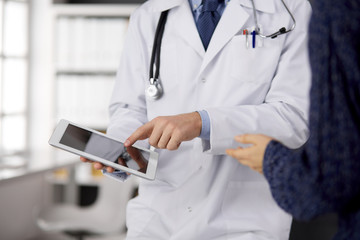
81;144;148;173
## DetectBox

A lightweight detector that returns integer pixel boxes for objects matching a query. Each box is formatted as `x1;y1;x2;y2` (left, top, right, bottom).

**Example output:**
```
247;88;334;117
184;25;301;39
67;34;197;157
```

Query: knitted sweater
263;0;360;239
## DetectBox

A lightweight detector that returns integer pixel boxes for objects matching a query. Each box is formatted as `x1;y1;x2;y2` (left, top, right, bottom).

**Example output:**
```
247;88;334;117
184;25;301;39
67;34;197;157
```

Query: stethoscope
145;0;296;101
250;0;296;39
145;10;169;100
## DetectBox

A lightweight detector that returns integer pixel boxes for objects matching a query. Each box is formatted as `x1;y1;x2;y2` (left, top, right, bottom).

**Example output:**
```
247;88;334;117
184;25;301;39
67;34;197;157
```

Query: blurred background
0;0;337;239
0;1;144;239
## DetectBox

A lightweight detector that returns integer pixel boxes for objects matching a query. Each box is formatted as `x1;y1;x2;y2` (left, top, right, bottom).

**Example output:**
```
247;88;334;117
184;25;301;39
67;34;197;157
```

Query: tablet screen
59;124;149;173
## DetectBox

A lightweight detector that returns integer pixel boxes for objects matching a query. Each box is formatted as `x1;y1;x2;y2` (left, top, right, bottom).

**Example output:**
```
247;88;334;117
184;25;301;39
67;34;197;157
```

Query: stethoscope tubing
251;0;296;38
149;10;169;81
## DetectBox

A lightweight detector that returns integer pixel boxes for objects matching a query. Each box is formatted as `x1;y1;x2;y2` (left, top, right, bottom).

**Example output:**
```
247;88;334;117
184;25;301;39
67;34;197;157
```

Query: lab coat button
188;207;192;212
201;78;206;83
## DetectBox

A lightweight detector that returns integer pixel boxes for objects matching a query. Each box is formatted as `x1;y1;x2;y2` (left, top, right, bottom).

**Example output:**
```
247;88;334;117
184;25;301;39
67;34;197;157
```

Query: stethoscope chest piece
146;78;163;100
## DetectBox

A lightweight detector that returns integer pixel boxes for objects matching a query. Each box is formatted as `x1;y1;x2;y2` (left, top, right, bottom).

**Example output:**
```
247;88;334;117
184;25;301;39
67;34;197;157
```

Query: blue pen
252;31;256;48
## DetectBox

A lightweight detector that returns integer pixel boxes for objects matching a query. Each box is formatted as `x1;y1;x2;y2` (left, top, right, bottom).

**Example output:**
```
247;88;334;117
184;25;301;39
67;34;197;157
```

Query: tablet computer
49;119;158;180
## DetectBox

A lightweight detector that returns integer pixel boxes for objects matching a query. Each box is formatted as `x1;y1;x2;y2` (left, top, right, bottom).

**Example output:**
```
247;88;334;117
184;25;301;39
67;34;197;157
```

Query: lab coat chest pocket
230;35;282;83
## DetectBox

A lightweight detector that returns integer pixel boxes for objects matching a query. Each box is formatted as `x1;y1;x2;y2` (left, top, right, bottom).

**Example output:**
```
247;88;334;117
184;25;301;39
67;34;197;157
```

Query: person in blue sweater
226;0;360;239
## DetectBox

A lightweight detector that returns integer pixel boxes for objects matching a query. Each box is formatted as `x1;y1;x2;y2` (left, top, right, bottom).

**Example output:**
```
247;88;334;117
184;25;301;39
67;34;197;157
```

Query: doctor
85;0;312;239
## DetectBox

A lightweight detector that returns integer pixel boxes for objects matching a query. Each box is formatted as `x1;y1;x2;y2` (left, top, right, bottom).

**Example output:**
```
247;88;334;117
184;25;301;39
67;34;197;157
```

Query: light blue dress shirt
189;0;230;140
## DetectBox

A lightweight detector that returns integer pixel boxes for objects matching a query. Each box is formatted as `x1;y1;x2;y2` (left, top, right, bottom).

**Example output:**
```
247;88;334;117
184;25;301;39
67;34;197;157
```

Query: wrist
193;111;202;135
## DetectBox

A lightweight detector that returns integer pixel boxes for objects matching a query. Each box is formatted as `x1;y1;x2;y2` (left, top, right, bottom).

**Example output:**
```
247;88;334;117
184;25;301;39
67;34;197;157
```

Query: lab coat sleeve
106;9;149;148
203;0;312;154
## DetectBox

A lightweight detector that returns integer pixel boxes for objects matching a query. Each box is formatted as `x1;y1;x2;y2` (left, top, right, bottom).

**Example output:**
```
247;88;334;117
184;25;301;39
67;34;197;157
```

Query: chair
37;175;138;240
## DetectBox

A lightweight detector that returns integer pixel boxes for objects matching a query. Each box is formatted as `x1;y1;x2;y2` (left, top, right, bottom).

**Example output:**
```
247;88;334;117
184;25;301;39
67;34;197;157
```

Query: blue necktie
197;0;222;50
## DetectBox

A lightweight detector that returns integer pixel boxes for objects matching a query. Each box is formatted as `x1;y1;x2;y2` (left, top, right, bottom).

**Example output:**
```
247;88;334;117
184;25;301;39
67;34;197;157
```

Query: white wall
0;1;56;239
29;0;55;152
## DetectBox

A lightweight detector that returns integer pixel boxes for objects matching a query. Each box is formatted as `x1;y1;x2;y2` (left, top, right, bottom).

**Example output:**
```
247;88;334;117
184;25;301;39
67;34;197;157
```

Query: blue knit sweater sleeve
263;0;360;221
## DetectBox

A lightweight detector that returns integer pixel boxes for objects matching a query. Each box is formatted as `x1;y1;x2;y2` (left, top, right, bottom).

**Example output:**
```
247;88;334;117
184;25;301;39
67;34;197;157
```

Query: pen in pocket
243;29;249;49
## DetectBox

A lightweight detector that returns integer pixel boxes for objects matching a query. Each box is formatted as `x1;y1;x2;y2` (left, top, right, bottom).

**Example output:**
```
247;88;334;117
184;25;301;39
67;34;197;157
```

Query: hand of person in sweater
226;134;273;174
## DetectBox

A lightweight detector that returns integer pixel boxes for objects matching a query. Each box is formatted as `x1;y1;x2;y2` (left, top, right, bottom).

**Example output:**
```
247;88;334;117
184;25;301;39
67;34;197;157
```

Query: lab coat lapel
174;0;205;57
151;0;204;57
199;0;250;74
237;0;276;13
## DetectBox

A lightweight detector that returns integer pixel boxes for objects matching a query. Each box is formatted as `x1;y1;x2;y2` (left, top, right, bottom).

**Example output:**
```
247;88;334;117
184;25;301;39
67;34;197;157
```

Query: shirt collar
188;0;231;11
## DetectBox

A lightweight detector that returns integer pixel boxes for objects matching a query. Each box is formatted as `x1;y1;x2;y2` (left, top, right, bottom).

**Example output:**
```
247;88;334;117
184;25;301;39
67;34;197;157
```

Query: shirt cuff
102;169;130;182
197;110;210;140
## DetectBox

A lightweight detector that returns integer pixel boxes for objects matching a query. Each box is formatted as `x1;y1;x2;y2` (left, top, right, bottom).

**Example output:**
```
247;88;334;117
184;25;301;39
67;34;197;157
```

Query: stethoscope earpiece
250;0;295;39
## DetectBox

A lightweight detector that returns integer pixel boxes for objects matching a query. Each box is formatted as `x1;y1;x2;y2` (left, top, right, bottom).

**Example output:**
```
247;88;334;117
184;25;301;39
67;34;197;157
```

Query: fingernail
124;140;130;146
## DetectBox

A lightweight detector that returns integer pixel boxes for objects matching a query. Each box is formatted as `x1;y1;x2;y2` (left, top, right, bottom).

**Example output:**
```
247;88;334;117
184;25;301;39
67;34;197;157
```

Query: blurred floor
33;232;127;240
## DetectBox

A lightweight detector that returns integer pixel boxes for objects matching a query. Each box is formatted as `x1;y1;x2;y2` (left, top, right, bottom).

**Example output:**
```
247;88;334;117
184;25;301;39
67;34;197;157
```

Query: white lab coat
107;0;312;239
